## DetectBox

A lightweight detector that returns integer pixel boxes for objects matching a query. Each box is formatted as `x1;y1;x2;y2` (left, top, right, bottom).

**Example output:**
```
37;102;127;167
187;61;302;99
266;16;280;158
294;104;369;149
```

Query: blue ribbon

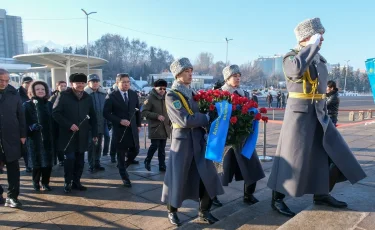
365;58;375;103
241;108;259;159
205;100;232;162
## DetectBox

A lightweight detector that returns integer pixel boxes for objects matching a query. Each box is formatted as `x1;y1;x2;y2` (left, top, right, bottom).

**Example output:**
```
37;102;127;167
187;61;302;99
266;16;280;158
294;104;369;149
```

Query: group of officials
0;17;367;226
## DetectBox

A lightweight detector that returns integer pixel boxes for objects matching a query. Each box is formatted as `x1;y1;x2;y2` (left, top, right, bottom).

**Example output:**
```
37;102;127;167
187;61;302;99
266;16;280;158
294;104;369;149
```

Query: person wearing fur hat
161;58;224;226
52;73;98;193
211;65;265;207
141;79;171;172
267;18;366;217
84;74;107;173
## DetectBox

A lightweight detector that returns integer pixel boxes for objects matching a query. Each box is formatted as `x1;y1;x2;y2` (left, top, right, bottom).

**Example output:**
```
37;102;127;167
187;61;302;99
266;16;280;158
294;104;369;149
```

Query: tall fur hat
223;65;241;81
170;58;193;78
69;73;87;83
294;17;325;42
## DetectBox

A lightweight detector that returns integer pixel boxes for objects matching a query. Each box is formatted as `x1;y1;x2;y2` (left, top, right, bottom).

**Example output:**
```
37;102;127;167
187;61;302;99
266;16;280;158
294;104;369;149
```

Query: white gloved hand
306;33;321;46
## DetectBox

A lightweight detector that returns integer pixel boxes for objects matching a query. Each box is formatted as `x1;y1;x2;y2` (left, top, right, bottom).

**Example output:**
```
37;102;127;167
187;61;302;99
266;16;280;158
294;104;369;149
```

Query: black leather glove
30;123;43;131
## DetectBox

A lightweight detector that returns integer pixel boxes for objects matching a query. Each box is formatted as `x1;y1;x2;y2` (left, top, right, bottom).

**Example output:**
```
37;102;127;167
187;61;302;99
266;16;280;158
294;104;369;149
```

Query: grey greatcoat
161;89;224;208
220;87;265;186
267;44;366;197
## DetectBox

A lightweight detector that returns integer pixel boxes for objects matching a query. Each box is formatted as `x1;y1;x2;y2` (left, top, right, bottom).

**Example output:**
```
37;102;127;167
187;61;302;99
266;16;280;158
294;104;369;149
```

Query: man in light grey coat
267;18;366;217
161;58;224;226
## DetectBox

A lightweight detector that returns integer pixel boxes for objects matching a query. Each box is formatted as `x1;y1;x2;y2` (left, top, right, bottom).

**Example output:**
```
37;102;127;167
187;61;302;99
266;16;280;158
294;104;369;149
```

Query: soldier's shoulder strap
170;90;194;115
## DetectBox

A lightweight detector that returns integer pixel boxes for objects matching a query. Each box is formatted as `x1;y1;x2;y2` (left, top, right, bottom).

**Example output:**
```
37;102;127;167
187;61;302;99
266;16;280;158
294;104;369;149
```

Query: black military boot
32;168;42;191
212;197;223;207
243;183;259;205
64;182;72;193
167;204;181;226
271;191;295;217
313;194;347;208
198;211;219;224
144;158;151;171
72;182;87;191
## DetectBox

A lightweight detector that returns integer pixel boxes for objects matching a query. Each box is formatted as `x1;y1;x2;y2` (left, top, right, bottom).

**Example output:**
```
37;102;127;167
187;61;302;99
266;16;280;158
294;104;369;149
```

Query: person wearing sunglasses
141;79;171;172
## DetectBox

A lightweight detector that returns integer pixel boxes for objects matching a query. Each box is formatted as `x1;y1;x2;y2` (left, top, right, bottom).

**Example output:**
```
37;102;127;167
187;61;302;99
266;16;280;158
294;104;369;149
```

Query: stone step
276;205;369;230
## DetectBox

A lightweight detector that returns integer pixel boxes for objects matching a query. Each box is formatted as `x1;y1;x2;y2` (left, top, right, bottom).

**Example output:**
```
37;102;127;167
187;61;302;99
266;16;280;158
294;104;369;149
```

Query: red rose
241;107;248;114
193;95;200;101
209;104;215;111
232;105;237;111
259;107;267;114
261;116;269;123
253;102;259;108
206;96;213;103
254;113;262;120
230;116;238;124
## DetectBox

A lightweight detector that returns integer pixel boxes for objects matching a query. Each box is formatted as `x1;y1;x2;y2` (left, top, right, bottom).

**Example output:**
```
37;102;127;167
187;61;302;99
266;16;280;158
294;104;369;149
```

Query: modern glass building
0;9;24;58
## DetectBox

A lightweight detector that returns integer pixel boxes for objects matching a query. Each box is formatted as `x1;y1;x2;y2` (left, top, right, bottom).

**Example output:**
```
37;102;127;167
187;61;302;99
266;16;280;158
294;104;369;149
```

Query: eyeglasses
158;87;167;91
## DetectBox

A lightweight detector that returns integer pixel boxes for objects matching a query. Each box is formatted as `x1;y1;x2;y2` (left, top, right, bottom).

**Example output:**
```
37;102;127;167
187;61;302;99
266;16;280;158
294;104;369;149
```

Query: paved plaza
1;98;375;229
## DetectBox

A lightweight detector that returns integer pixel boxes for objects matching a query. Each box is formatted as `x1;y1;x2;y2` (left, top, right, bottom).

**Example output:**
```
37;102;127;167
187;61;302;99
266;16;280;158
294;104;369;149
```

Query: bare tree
194;52;214;74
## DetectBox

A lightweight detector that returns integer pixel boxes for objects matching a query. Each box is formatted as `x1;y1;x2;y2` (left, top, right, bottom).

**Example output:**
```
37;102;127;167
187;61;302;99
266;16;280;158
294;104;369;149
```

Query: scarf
221;83;246;97
171;80;193;100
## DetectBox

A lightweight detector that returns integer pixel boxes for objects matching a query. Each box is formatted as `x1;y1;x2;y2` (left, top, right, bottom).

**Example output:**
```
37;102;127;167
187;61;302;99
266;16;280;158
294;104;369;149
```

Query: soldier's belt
288;92;326;100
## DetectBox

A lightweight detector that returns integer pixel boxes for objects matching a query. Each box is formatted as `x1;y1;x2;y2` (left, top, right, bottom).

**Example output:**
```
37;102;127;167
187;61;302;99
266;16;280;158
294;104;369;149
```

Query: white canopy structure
13;52;108;84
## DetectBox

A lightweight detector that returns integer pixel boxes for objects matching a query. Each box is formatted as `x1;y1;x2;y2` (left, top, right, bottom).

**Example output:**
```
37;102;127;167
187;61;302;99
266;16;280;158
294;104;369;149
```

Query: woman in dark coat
23;81;54;191
326;80;340;126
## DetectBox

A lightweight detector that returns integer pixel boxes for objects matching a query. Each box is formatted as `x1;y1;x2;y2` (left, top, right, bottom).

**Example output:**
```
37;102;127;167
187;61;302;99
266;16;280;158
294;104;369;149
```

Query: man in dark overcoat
52;73;98;193
267;18;366;217
141;79;171;172
161;58;224;226
0;68;26;208
103;73;141;188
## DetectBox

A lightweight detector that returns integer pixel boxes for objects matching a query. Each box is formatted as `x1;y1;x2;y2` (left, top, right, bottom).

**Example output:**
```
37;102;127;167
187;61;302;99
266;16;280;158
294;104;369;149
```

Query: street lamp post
81;9;97;75
344;60;350;94
225;37;233;65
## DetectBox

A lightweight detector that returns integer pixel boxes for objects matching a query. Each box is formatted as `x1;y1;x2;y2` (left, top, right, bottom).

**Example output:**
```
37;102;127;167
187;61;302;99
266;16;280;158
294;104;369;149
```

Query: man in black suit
103;73;141;187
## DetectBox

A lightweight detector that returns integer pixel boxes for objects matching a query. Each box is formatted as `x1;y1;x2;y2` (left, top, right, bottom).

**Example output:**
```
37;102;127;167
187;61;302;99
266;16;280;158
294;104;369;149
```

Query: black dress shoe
313;194;347;208
0;196;4;205
271;199;295;217
88;167;96;173
42;184;52;191
144;160;151;171
123;179;132;188
95;165;105;171
64;183;72;193
244;194;259;205
72;182;87;191
33;182;41;191
168;212;181;226
159;165;166;172
212;197;223;207
5;198;22;209
26;167;32;173
199;211;219;224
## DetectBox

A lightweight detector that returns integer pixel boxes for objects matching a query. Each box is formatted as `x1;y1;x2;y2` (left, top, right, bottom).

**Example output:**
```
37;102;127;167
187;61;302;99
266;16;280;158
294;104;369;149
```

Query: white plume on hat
223;65;241;81
170;58;193;78
294;17;325;42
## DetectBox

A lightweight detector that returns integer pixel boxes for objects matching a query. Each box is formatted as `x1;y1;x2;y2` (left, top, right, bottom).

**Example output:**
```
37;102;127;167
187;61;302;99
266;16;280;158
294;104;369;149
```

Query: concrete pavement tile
216;186;243;205
238;210;291;230
138;187;163;204
126;204;191;230
178;199;200;218
83;186;134;206
129;165;163;178
98;194;159;220
18;220;62;230
97;219;141;229
51;207;118;229
331;183;375;212
357;213;375;230
126;175;162;195
277;205;368;230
